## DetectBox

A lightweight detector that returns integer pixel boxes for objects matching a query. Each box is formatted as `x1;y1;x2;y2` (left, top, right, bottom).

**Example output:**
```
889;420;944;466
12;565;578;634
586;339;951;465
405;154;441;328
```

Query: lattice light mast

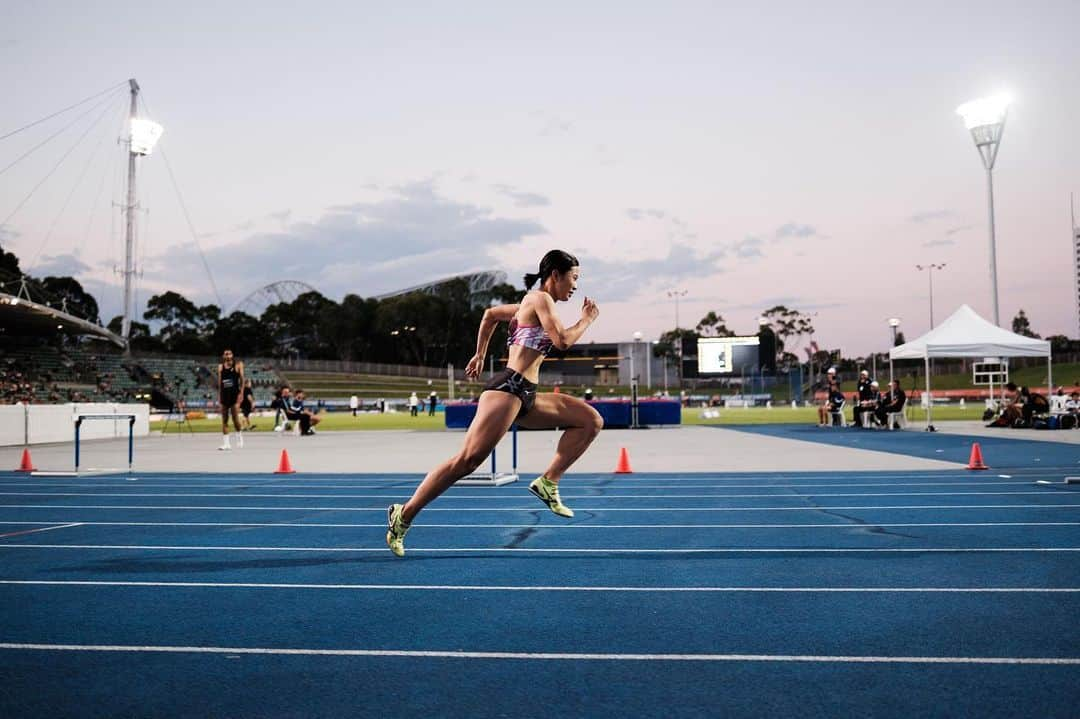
121;78;163;344
956;93;1011;327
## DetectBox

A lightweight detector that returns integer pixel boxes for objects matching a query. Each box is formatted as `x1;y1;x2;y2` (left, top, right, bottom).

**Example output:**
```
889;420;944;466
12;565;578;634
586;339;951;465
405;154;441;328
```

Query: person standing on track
387;250;602;557
217;349;244;450
240;379;255;430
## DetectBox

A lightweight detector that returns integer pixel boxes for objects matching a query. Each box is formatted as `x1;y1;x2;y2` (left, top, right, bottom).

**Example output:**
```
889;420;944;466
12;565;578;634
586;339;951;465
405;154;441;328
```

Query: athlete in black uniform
240;379;255;430
218;349;245;450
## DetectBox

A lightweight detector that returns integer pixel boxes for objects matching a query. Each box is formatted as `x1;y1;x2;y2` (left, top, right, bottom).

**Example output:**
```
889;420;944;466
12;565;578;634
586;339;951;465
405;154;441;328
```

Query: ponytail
524;250;579;290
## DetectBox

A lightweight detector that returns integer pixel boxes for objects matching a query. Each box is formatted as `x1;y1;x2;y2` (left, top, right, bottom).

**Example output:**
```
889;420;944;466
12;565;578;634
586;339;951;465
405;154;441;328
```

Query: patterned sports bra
507;317;554;356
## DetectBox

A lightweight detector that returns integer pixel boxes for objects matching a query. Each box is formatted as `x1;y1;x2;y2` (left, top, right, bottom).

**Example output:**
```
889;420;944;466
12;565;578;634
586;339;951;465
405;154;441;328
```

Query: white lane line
0;481;1048;490
0;523;82;539
0;643;1077;665
0;491;1063;499
0;471;1061;481
2;580;1078;593
1;544;1078;554
2;520;1078;529
2;503;1078;512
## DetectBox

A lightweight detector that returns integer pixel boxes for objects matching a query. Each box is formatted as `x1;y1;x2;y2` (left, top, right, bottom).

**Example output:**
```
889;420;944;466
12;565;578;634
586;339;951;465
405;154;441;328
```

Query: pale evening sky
1;1;1078;357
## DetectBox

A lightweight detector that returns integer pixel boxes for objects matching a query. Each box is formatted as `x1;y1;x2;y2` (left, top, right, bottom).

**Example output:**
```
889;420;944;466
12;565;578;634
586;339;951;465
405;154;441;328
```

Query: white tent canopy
887;304;1052;429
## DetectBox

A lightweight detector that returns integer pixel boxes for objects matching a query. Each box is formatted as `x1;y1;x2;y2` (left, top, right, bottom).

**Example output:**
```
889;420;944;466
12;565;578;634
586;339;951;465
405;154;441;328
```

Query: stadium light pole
915;263;946;328
888;317;901;397
121;78;163;347
667;289;688;394
655;340;667;394
957;93;1011;327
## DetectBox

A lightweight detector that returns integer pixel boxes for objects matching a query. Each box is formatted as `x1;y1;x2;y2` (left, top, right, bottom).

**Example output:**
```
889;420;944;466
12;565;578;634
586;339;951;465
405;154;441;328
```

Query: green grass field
158;403;984;434
276;363;1078;404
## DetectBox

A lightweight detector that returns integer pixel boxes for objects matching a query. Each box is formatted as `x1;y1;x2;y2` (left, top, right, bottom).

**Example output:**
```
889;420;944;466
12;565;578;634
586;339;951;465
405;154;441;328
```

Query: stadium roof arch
375;270;509;302
0;292;125;348
230;280;319;317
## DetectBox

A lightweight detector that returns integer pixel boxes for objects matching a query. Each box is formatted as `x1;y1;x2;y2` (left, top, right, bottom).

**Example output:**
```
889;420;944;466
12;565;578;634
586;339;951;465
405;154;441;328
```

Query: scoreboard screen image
697;336;761;375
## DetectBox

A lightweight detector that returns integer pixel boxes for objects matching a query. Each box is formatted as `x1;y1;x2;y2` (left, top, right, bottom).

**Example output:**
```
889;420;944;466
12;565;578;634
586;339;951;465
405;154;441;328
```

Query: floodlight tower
957;94;1011;326
915;263;946;328
667;289;687;391
121;78;164;343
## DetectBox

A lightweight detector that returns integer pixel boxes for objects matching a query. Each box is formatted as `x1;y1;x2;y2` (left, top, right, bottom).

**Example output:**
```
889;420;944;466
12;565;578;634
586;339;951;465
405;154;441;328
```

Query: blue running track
0;467;1078;717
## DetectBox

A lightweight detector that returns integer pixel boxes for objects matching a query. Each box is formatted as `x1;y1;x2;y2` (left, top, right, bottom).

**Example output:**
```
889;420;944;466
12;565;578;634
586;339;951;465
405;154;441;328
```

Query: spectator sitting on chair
824;380;845;426
816;367;838;426
852;370;874;428
276;385;310;434
856;380;884;427
1020;386;1050;427
988;382;1024;427
1062;391;1080;429
271;385;289;431
290;389;321;435
875;379;907;428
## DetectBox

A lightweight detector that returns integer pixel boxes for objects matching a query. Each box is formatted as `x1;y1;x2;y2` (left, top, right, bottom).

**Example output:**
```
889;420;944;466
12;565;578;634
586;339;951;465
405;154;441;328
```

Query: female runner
387;250;602;556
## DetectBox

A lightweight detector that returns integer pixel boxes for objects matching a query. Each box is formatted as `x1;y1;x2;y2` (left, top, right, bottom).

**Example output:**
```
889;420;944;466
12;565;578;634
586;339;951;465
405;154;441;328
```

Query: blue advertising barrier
445;399;680;429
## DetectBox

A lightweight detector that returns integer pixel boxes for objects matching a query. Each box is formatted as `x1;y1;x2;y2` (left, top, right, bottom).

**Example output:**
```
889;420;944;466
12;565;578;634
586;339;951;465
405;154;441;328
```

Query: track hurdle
74;413;137;474
458;424;519;486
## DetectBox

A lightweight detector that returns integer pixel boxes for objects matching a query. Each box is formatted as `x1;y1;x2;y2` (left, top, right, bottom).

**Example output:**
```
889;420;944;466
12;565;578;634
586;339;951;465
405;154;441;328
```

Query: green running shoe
528;477;574;518
386;503;411;557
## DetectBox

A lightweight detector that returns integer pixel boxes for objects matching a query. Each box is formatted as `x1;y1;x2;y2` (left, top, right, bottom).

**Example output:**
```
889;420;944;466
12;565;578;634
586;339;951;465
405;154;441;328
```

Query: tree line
3;243;1077;368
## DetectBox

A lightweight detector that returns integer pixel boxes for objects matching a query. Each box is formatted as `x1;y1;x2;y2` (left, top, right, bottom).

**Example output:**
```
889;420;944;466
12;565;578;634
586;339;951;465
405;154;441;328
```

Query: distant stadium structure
230;280;319;317
0;290;125;347
375;270;509;305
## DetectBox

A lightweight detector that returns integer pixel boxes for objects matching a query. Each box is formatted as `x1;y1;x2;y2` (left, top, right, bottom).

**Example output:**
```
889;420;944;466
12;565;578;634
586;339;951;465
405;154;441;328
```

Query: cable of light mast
0;87;125;177
0;80;128;143
28;97;123;274
1;93;120;235
136;94;223;309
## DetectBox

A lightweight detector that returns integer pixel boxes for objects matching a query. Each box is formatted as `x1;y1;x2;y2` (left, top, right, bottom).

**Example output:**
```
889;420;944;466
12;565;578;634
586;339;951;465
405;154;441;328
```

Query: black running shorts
482;368;537;418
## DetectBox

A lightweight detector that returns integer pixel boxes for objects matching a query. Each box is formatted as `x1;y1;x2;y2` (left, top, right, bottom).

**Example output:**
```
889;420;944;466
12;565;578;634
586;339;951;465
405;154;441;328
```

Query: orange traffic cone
16;448;35;472
274;449;296;474
966;442;988;470
614;447;633;474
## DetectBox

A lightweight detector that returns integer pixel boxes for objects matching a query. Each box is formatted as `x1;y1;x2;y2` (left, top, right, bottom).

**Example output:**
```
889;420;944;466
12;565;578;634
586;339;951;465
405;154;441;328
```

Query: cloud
945;224;975;236
266;209;292;227
492;184;551;208
909;210;955;224
626;208;653;221
773;223;818;241
537;115;573;136
146;180;547;308
922;238;956;248
731;236;764;258
0;225;18;245
32;252;91;277
625;208;672;222
578;243;727;302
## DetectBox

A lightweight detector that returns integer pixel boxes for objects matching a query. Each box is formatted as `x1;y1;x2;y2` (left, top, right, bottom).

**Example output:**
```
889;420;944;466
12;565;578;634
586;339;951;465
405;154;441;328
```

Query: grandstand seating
277;370;485;404
0;344;284;406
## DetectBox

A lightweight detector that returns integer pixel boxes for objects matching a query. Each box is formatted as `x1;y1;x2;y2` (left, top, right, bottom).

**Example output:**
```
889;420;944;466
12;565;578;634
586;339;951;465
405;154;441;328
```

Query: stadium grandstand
375;270;509;306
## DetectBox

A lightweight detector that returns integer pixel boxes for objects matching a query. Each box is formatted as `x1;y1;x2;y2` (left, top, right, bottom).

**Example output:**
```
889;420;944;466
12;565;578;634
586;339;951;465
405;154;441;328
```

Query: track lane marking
0;491;1066;499
2;580;1078;593
0;523;81;539
2;520;1078;529
0;643;1077;665
1;544;1078;554
1;503;1078;512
